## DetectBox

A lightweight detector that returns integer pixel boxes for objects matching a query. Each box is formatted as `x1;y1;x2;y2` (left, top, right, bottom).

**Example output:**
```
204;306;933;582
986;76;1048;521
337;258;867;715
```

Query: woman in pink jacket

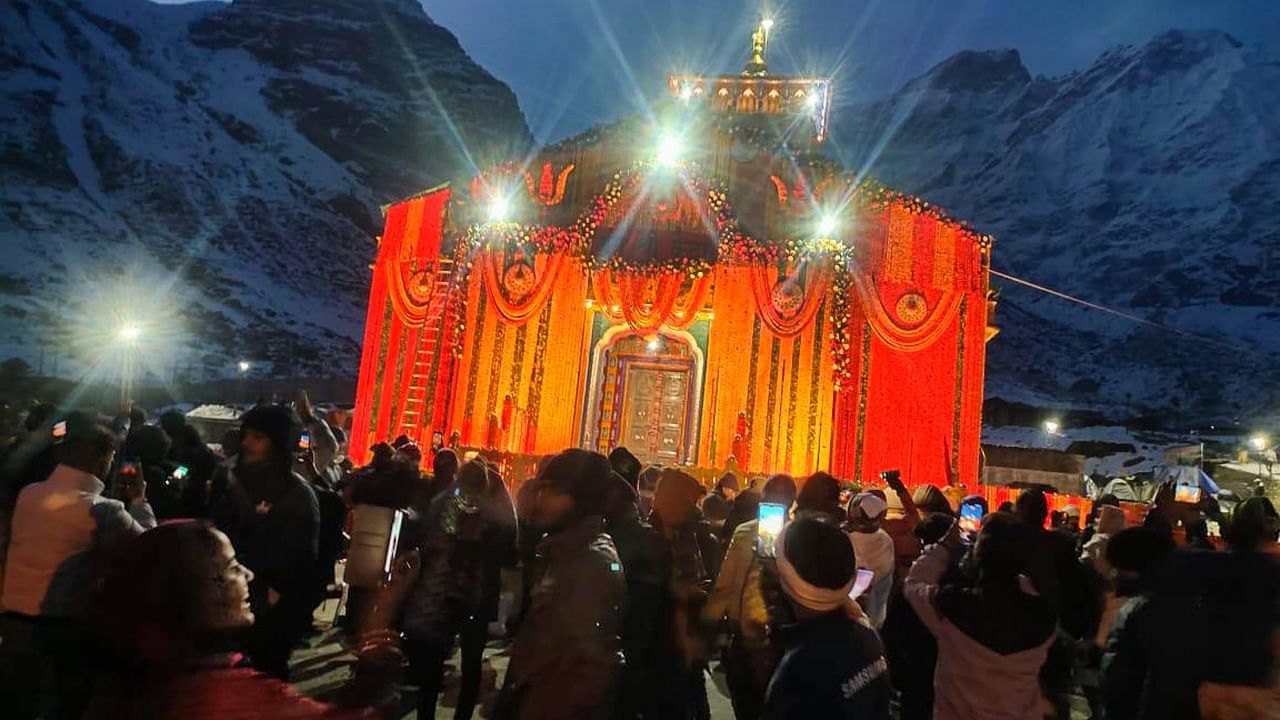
904;512;1056;720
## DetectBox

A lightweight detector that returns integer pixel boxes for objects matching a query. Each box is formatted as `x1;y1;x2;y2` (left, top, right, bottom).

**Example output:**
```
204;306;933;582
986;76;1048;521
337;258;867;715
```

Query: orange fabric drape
666;273;713;330
593;269;700;332
749;262;833;338
620;271;683;332
483;250;565;325
852;273;963;352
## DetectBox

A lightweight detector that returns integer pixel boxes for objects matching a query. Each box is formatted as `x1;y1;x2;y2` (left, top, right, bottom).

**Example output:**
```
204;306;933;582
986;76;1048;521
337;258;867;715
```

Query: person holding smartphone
903;514;1056;720
703;474;797;720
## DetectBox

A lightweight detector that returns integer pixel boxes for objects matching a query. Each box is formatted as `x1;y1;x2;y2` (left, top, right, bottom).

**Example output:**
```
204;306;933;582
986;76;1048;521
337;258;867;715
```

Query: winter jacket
763;610;892;720
211;463;320;615
704;519;773;649
904;543;1056;720
1102;549;1279;720
2;464;156;617
850;528;896;628
402;488;518;644
504;516;626;720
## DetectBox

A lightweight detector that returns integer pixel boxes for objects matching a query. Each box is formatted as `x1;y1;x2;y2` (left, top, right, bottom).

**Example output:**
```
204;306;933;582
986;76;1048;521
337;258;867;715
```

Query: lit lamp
761;17;775;32
816;214;838;238
646;336;661;352
1251;435;1269;477
1043;419;1060;435
237;360;251;374
119;323;141;344
487;196;512;223
656;133;684;167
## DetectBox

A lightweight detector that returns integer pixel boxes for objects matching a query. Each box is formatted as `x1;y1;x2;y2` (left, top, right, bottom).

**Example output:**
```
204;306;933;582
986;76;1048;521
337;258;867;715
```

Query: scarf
774;523;860;614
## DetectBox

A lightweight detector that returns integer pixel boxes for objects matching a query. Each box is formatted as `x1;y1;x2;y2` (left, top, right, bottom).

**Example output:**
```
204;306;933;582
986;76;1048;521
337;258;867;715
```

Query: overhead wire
989;268;1255;354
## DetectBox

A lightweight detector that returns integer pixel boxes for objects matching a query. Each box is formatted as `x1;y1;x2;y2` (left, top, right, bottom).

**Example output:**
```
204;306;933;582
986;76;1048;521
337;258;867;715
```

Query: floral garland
454;157;994;392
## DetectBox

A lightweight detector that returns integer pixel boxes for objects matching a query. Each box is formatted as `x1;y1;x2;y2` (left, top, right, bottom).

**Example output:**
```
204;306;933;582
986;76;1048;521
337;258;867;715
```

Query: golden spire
742;18;772;76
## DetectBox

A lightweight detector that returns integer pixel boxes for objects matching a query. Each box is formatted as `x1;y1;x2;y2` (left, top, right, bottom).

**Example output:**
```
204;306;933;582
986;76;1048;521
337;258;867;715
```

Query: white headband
774;522;860;613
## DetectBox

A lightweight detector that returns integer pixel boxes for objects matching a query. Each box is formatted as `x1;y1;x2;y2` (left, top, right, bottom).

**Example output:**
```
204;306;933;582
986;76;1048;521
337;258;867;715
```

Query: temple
349;21;998;487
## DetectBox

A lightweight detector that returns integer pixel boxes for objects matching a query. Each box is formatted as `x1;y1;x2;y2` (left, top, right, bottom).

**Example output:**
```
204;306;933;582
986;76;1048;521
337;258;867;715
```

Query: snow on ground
982;424;1245;477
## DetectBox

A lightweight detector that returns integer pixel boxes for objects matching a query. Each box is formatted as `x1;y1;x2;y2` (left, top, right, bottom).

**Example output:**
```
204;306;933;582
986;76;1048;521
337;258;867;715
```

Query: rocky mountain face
0;0;530;380
834;30;1280;423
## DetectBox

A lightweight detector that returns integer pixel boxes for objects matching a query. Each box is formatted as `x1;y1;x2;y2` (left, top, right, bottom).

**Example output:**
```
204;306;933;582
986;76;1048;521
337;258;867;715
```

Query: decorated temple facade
350;24;997;487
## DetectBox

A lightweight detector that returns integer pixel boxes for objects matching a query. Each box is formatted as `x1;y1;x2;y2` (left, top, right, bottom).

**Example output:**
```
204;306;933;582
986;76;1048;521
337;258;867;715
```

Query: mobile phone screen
756;502;786;557
52;421;67;439
1174;482;1201;504
959;502;983;537
848;568;875;599
172;465;189;480
298;432;311;451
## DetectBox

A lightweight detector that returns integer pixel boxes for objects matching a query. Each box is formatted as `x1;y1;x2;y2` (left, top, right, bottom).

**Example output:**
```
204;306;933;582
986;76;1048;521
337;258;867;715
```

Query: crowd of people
0;397;1276;720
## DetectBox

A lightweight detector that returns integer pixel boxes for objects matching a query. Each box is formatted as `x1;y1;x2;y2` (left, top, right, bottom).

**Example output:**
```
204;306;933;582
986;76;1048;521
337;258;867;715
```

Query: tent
1151;464;1220;495
1099;478;1139;501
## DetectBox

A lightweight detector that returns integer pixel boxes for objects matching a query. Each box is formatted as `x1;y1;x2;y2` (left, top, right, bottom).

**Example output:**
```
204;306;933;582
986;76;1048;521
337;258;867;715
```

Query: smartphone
959;501;983;540
172;465;189;481
848;568;875;600
756;502;787;557
298;431;311;451
1174;482;1201;504
382;511;405;577
119;460;140;477
52;420;67;439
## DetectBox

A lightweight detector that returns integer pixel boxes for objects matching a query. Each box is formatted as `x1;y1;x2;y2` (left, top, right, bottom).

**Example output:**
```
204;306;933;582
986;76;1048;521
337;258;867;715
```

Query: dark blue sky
426;0;1279;143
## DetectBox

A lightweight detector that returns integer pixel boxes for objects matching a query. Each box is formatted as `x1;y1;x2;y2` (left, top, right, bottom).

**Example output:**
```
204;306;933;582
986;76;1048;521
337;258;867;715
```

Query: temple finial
742;18;772;76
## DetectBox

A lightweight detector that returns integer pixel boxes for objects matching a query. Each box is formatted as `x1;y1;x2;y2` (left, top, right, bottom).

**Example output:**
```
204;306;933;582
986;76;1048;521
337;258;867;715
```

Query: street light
237;360;251;374
1044;419;1060;435
1251;435;1268;477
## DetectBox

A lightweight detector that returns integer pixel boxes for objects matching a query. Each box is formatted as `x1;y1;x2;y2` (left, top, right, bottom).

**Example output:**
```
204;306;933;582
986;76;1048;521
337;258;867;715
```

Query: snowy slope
0;0;530;380
834;31;1280;424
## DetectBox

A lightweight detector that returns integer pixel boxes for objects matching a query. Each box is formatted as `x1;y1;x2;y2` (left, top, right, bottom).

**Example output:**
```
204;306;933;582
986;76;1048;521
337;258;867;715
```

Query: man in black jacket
764;517;891;720
212;404;320;679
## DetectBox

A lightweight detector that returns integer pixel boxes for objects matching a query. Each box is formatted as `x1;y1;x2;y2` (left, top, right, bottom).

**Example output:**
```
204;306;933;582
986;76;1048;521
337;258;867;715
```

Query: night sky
426;0;1279;142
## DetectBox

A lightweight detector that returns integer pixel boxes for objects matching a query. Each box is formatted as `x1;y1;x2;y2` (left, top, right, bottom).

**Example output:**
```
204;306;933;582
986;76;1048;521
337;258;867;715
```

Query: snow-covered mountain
834;30;1280;424
0;0;530;380
1;4;1274;423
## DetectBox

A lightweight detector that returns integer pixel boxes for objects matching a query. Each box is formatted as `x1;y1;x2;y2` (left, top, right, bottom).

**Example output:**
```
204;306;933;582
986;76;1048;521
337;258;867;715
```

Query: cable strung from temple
989;268;1254;354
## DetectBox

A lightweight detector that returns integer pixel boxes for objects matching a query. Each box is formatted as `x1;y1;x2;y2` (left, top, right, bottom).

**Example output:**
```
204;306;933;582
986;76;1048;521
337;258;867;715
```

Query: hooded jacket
904;543;1056;720
504;516;626;720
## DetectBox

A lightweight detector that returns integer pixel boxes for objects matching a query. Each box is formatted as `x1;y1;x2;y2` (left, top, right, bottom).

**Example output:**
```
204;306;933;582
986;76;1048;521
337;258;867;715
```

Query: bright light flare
118;324;141;343
487;196;512;223
679;84;693;101
1044;420;1060;435
816;214;839;238
1251;435;1268;450
656;133;684;167
237;360;251;373
646;337;661;352
761;17;775;31
806;93;821;112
